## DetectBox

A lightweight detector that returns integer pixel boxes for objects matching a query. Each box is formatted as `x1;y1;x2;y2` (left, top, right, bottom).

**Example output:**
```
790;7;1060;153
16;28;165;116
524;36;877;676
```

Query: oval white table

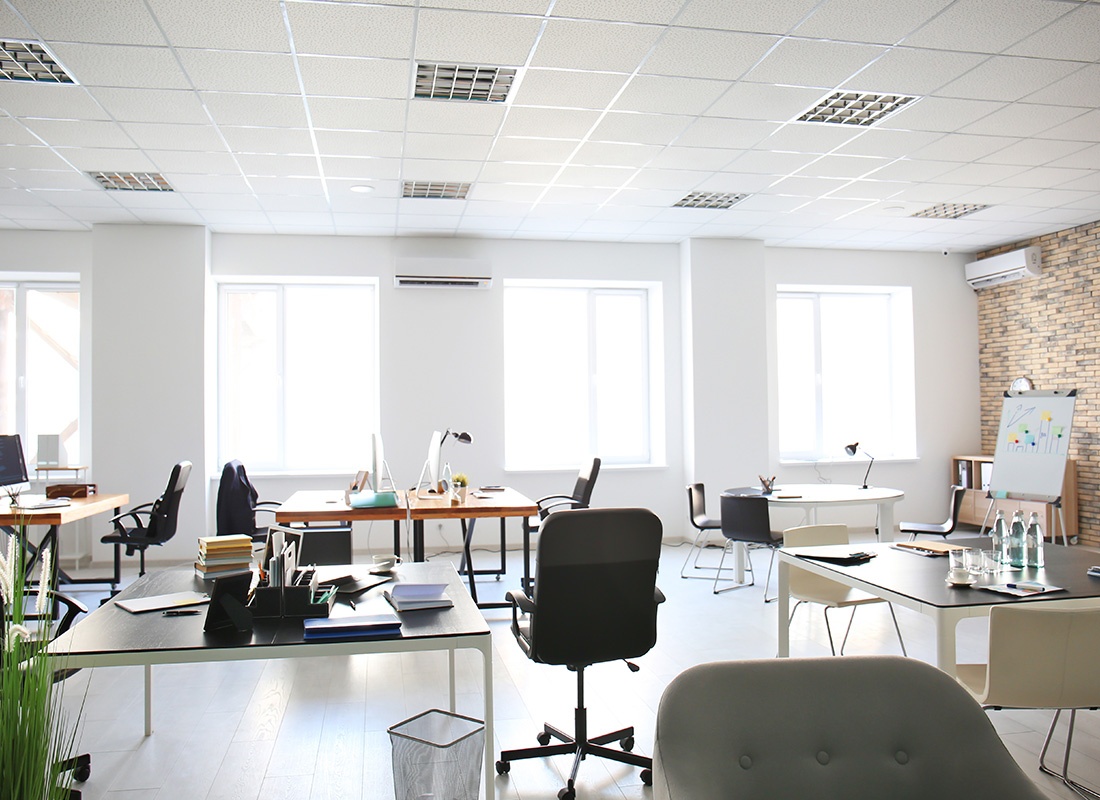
721;484;906;584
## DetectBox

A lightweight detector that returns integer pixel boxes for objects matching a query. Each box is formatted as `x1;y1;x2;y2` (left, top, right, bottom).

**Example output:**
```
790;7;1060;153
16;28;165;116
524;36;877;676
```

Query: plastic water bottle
991;510;1008;563
1025;512;1045;568
1008;510;1026;567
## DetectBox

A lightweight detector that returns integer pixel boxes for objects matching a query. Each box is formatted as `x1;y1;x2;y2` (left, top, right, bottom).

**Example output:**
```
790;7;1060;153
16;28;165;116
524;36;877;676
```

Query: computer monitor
370;432;392;492
0;435;30;496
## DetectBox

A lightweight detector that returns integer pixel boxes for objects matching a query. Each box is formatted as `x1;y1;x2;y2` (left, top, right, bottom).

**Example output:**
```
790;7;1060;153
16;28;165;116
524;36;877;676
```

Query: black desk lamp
845;442;874;489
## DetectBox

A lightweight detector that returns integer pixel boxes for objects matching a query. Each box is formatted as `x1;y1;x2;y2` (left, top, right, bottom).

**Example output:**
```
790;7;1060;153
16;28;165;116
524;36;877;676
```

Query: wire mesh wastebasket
389;709;485;800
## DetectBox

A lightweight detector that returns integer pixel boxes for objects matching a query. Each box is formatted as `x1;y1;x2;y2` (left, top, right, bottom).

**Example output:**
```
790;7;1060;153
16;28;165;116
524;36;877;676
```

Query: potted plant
451;472;469;504
0;536;81;800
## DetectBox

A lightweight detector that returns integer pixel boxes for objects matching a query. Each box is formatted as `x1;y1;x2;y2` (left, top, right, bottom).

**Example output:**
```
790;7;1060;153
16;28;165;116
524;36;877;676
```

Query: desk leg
878;502;895;542
461;519;478;604
735;542;747;584
934;611;961;677
481;640;495;800
144;664;154;736
522;516;531;594
393;520;402;560
448;648;456;712
413;520;425;562
777;559;790;658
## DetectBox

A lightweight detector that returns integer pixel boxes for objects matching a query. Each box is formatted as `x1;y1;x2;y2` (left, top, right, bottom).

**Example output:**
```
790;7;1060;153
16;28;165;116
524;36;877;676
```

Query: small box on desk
249;581;335;619
46;483;96;499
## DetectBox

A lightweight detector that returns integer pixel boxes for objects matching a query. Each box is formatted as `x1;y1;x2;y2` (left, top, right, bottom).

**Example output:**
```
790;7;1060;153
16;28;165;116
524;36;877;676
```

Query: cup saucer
370;567;394;575
946;575;976;587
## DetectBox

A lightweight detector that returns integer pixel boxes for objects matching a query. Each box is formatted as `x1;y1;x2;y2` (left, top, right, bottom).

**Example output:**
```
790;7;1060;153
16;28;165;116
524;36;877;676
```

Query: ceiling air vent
0;40;75;83
911;202;989;220
89;171;174;191
674;191;748;209
402;181;470;199
797;91;917;126
414;63;516;102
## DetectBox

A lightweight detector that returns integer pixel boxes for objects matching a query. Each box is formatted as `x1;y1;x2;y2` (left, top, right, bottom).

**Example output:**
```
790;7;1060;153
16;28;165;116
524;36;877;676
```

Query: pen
162;609;201;616
1006;583;1044;593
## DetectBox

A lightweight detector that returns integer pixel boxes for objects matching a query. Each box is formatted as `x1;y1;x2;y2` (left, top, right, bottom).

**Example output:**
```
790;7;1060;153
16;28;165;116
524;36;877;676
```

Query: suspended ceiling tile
531;19;661;72
404;132;494;161
640;28;778;82
308;98;409;132
406;100;507;135
845;48;987;96
489;137;579;162
414;9;543;65
320;156;402;181
572;141;663;168
143;150;239;174
120;121;228;151
286;3;415;59
148;0;290;52
91;88;209;125
878;97;1006;133
499;107;602;139
675;117;780;149
551;0;687;25
22;118;133;148
313;130;404;159
48;43;191;90
1006;4;1100;61
200;92;310;128
297;56;409;100
0;83;112;120
611;75;732;115
54;146;157;172
901;0;1072;54
794;0;953;44
934;56;1082;103
704;82;825;123
511;69;629;109
588;112;693;146
175;50;301;94
18;0;166;45
674;0;819;33
743;38;888;89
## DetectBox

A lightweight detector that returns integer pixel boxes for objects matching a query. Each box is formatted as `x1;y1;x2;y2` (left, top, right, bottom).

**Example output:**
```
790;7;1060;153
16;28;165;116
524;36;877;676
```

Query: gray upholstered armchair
652;656;1048;800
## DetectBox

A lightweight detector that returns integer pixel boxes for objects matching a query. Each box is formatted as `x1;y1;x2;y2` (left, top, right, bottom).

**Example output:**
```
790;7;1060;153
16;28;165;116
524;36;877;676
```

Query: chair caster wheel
557;788;576;800
621;735;634;751
495;760;510;775
74;765;91;782
641;768;652;786
537;731;552;746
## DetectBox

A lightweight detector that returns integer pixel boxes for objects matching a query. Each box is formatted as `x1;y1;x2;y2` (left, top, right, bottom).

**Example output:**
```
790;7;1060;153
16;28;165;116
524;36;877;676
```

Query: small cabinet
950;455;1077;541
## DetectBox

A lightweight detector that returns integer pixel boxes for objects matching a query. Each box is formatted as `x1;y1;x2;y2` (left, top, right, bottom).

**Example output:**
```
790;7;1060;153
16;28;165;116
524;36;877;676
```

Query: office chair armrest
536;494;581;517
655;587;666;605
256;501;281;509
506;589;535;613
110;501;153;526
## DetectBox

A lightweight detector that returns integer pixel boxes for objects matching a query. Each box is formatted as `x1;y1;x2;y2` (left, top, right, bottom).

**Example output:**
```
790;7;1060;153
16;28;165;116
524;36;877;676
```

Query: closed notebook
302;611;401;640
384;583;453;612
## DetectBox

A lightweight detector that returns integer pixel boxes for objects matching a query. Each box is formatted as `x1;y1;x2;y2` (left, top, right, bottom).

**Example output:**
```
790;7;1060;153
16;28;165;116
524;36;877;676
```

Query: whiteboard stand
977;494;1070;547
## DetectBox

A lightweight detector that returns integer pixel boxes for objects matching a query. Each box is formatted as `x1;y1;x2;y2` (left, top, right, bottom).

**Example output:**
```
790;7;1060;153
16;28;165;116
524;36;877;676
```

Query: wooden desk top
0;492;129;526
275;489;408;523
275;487;537;523
408;487;537;519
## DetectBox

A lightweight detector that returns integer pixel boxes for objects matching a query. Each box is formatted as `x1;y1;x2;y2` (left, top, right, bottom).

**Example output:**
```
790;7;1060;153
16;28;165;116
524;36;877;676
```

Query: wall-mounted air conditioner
964;246;1041;290
394;258;492;289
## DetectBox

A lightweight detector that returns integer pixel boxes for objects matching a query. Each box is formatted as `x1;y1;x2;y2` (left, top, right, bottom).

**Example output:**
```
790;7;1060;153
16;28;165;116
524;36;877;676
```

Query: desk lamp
845;442;874;489
416;429;472;498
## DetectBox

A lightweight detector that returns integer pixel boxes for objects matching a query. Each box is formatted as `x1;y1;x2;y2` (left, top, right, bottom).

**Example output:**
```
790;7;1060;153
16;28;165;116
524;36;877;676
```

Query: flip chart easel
982;389;1076;545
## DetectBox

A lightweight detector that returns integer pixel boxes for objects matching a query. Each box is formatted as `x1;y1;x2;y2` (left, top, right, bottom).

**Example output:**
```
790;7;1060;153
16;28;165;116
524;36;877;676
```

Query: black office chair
216;460;280;546
495;507;664;800
531;457;601;532
714;490;782;601
7;587;93;799
101;461;191;589
680;483;724;580
899;485;967;540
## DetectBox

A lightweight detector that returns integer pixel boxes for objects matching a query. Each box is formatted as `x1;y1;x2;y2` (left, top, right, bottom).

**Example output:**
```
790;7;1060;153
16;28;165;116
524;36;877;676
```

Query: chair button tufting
817;751;830;765
895;750;909;765
739;755;753;769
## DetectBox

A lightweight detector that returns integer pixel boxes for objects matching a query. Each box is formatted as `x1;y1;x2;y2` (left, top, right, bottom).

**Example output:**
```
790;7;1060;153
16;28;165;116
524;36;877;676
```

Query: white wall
0;226;982;569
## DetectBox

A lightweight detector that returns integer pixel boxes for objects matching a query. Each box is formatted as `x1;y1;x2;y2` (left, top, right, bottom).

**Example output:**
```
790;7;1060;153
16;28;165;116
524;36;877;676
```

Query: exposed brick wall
977;218;1100;546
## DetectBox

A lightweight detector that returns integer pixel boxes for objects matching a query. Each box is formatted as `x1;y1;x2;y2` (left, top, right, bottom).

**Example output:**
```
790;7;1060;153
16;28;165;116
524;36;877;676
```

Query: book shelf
951;455;1078;540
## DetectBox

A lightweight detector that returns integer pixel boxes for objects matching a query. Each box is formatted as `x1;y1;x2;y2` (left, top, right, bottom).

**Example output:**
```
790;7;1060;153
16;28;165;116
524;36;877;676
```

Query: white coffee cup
373;554;401;572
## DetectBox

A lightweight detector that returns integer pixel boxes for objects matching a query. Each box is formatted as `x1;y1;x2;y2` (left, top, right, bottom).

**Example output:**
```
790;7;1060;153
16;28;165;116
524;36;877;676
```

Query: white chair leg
761;546;778;604
823;606;839;656
1039;708;1100;799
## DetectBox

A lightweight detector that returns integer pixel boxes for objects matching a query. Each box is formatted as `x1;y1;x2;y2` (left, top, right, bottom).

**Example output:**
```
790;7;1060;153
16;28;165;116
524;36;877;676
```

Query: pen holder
249;583;335;619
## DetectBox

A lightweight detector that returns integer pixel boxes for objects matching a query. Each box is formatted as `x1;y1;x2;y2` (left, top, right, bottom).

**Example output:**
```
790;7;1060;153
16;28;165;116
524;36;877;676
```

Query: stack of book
195;534;253;580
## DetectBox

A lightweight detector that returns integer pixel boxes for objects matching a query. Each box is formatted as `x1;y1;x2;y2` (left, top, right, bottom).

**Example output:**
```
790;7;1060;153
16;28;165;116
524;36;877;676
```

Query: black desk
48;562;497;799
777;541;1100;675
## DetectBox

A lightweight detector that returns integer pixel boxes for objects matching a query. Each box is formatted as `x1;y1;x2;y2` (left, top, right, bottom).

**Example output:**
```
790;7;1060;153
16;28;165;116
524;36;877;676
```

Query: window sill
779;456;920;467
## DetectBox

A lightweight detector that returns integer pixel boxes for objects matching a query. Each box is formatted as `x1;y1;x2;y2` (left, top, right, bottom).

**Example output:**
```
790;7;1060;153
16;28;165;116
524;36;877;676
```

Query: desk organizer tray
249;583;335;619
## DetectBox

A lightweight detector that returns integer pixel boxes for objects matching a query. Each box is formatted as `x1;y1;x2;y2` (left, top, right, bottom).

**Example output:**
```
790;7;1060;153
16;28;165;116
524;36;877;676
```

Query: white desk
49;562;497;799
777;542;1100;676
765;483;904;539
722;484;904;583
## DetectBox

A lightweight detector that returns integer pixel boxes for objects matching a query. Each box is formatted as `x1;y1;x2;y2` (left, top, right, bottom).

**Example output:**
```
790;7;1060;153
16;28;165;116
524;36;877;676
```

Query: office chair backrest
216;459;259;536
981;606;1100;709
781;524;849;599
687;483;719;531
652;656;1049;800
530;507;662;667
719;492;774;545
946;484;966;530
571;456;601;508
146;460;192;544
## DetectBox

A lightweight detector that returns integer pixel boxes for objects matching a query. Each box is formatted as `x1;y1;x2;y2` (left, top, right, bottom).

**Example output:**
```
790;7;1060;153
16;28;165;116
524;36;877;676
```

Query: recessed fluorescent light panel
0;40;75;83
911;202;990;220
797;91;917;126
402;181;471;199
414;63;516;102
89;172;174;192
673;191;749;209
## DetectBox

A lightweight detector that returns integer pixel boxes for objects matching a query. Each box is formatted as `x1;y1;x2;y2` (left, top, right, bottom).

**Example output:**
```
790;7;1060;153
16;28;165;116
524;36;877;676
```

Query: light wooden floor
56;537;1100;800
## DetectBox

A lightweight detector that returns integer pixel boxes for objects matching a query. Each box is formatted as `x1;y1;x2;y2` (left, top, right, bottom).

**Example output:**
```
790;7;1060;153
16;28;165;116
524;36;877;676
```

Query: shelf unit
951;455;1077;541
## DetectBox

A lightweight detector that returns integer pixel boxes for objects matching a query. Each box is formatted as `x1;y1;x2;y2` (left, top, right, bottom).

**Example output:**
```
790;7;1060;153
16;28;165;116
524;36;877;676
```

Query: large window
0;282;80;465
776;285;915;462
503;281;663;470
219;282;378;472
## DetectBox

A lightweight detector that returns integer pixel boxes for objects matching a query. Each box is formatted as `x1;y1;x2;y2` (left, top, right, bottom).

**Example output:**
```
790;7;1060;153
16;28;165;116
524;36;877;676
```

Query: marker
162;609;201;616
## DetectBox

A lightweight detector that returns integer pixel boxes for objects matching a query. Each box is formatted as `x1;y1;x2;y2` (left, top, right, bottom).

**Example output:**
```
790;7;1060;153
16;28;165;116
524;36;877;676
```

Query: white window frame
502;278;666;471
776;284;916;464
217;278;380;473
0;278;81;466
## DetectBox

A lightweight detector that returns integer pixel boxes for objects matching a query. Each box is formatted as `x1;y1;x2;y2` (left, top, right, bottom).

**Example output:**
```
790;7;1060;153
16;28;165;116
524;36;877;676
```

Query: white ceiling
1;0;1099;251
